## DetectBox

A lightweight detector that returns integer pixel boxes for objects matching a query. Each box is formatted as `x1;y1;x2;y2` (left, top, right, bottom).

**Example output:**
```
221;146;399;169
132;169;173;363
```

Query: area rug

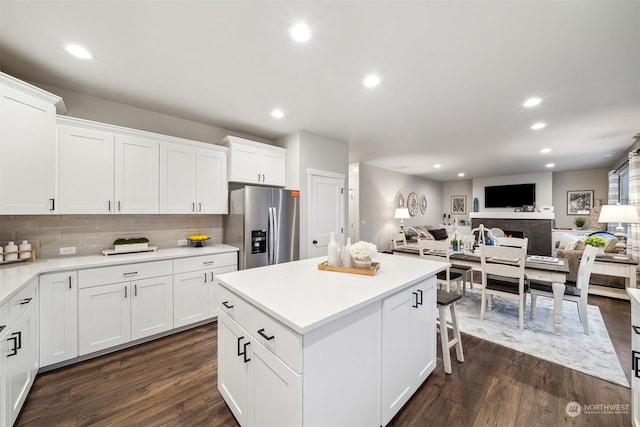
453;286;630;388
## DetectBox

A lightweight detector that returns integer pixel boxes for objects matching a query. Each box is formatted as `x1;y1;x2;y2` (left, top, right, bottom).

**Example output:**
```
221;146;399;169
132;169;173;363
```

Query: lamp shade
598;204;640;224
394;208;410;219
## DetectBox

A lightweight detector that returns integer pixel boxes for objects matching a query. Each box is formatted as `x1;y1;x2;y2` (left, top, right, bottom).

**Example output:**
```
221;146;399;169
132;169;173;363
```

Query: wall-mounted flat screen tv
484;183;535;208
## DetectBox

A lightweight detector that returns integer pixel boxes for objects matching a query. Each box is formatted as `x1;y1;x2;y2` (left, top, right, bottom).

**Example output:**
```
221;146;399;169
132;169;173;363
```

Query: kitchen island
215;253;448;427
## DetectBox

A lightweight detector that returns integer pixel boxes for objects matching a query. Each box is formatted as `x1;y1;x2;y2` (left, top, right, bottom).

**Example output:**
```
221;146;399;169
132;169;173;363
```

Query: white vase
342;238;353;268
4;241;18;261
18;240;31;259
327;232;339;266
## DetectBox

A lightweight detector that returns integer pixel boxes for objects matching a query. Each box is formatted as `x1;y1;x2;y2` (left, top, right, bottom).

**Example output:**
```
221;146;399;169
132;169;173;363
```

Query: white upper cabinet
58;125;115;214
219;136;285;187
159;143;228;214
114;135;159;214
0;73;61;214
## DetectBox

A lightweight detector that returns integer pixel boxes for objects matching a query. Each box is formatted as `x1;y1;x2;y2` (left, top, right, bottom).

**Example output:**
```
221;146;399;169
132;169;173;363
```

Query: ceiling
1;1;638;182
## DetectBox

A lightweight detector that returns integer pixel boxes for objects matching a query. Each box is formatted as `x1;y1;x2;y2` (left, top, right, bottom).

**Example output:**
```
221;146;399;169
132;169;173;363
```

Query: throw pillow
605;238;618;253
558;234;578;250
574;240;586;251
428;228;448;241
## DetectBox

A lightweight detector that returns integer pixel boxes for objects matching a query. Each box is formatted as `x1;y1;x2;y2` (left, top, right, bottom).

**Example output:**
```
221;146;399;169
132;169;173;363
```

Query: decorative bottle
19;240;32;259
473;197;479;212
342;238;353;268
327;232;339;266
4;241;18;261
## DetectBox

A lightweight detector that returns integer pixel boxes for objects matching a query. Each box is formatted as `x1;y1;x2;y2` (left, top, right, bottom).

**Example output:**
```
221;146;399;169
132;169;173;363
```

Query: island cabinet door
251;341;301;427
411;279;436;385
218;311;251;427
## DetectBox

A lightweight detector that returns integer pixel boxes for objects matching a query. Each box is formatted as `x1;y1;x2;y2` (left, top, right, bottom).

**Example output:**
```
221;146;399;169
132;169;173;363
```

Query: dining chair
449;233;474;293
391;232;406;249
418;239;464;293
529;244;597;334
480;241;529;330
495;236;528;249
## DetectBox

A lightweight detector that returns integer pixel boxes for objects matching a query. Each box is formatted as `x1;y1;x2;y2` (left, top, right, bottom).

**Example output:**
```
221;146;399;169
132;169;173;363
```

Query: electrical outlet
178;239;188;247
59;246;76;255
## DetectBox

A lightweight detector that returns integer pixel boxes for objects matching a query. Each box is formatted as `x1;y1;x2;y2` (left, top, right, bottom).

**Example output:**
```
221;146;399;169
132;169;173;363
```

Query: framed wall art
567;190;594;215
451;195;466;214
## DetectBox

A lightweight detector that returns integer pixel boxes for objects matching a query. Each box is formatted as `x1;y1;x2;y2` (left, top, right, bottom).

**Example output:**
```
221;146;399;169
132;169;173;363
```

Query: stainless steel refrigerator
224;186;299;270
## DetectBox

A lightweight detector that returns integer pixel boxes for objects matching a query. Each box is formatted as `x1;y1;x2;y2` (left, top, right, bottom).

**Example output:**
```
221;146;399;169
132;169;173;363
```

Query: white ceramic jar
18;240;31;259
327;232;338;266
4;241;18;261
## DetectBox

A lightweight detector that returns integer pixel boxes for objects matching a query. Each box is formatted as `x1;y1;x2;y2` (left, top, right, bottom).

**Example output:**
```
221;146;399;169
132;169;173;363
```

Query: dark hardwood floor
17;294;632;427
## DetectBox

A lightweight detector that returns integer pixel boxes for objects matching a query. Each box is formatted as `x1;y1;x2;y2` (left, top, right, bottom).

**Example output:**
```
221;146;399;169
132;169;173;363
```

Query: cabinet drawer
79;260;172;288
245;302;301;373
217;284;247;326
174;252;237;274
8;278;37;325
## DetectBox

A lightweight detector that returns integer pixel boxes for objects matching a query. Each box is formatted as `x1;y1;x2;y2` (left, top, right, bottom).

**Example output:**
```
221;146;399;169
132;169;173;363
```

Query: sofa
405;226;449;242
553;231;625;288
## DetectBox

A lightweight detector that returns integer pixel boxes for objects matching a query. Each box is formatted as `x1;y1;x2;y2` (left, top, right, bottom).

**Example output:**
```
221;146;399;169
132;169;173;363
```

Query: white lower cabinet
2;278;38;427
218;277;429;427
39;272;78;367
78;261;173;356
173;253;237;328
381;279;436;426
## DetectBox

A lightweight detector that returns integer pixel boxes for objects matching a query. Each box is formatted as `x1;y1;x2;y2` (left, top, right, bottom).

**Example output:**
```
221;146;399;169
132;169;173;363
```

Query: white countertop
0;244;238;305
216;253;448;334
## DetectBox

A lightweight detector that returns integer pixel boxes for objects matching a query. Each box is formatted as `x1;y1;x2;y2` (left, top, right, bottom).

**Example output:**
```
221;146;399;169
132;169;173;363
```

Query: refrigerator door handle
273;206;280;264
268;207;275;265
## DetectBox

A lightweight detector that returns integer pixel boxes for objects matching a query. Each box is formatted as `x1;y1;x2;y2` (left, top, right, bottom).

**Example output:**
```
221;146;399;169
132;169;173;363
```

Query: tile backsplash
0;214;223;259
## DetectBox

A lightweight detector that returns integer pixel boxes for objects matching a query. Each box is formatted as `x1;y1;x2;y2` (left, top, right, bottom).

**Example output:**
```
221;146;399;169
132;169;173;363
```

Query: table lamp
394;208;410;232
598;204;640;259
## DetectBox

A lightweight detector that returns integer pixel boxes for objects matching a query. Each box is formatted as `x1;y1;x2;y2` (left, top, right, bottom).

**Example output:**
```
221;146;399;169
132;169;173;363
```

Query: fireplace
472;218;552;256
503;230;524;238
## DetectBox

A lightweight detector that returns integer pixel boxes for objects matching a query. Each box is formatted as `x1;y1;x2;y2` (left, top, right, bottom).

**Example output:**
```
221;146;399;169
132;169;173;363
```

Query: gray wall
552;168;609;229
358;163;443;252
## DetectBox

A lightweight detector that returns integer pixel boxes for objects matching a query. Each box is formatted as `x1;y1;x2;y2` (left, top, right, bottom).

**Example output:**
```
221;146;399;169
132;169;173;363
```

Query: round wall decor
419;195;427;214
394;191;405;208
407;192;419;216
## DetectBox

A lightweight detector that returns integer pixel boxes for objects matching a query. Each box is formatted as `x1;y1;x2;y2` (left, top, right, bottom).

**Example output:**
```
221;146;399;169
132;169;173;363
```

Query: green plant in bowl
585;235;606;248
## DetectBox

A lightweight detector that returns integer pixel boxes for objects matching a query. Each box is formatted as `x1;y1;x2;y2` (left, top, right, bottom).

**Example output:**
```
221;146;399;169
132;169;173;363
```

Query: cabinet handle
68;276;73;289
118;201;121;212
417;289;423;306
124;286;128;298
258;173;261;182
243;342;251;363
203;260;215;265
7;335;19;357
19;297;33;305
222;301;234;309
123;272;138;277
199;202;202;212
134;284;138;296
262;174;265;182
412;292;419;308
0;325;5;333
633;326;640;335
237;336;245;356
210;272;214;282
203;273;207;283
50;198;55;211
108;200;111;212
192;202;195;212
257;328;275;341
633;351;640;378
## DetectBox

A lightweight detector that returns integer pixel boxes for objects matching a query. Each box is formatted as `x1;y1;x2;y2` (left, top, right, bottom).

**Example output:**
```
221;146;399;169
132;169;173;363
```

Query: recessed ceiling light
604;153;613;157
270;109;285;119
540;148;552;154
433;164;441;169
545;163;555;168
531;122;547;130
363;74;381;88
290;22;311;42
457;173;465;177
64;44;94;59
523;97;542;107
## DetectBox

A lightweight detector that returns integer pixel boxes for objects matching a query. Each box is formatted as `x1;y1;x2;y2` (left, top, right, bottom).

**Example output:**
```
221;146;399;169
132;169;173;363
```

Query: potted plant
450;238;461;252
574;217;586;230
584;235;606;255
113;237;150;253
349;241;378;269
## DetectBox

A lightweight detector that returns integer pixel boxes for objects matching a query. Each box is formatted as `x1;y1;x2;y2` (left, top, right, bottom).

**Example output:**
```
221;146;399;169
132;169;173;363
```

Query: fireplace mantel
469;211;555;220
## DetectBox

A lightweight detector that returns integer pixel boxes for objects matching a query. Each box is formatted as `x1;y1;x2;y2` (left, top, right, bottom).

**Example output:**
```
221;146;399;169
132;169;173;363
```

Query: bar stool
437;289;464;374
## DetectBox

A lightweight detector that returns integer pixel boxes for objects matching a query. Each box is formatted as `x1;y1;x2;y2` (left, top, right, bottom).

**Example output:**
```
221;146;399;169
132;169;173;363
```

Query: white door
130;275;173;340
58;125;115;214
197;148;228;214
173;271;210;328
0;84;56;214
308;170;345;258
78;283;131;355
39;272;78;367
114;135;159;214
159;143;196;214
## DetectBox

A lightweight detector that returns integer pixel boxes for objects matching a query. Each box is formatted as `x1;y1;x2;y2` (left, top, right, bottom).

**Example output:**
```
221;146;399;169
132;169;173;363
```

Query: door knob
313;240;318;244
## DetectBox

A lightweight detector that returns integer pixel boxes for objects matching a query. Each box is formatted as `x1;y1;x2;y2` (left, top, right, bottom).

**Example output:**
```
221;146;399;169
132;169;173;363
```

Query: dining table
391;244;571;334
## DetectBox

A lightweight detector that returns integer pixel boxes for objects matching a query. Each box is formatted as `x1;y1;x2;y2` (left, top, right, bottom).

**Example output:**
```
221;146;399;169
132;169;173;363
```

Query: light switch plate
178;239;188;246
60;246;76;255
